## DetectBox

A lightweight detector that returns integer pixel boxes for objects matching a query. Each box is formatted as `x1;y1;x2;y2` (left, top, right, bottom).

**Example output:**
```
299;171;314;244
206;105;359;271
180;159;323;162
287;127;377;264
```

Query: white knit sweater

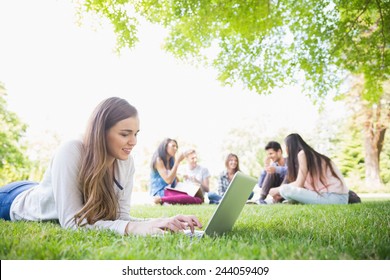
10;139;136;235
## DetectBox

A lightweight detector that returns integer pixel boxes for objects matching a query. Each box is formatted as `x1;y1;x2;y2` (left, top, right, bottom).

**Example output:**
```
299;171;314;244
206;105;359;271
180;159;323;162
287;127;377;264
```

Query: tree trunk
362;125;383;189
348;75;389;190
361;98;386;189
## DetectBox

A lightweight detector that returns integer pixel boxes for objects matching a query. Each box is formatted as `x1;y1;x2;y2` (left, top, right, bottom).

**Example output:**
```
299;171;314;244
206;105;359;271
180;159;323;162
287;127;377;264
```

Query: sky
0;0;345;182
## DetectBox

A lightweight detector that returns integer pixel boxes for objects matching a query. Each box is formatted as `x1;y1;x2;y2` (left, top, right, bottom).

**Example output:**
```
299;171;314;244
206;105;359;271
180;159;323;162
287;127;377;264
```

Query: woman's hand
176;152;186;162
174;214;202;233
125;215;202;236
269;187;284;203
265;166;276;174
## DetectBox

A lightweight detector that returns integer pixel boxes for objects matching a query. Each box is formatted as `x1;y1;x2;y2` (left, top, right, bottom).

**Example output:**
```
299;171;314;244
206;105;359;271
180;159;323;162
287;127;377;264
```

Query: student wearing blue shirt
150;138;203;205
257;141;287;204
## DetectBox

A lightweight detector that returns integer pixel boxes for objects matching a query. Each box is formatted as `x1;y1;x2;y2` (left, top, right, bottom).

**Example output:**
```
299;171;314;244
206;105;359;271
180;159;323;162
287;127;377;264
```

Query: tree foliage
331;115;390;188
79;0;389;102
336;75;389;187
330;118;366;180
0;83;31;185
77;0;389;188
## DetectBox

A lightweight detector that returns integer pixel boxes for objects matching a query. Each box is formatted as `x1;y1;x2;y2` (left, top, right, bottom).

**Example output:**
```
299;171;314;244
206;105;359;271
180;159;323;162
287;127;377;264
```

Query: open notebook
165;182;201;197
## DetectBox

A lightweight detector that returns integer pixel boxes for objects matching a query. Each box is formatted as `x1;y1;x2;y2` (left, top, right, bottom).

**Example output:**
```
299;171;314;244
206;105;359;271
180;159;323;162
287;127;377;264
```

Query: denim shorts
0;181;38;220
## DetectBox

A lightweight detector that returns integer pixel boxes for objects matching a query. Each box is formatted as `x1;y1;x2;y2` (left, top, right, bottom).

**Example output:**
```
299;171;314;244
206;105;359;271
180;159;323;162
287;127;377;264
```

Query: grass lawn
1;199;389;260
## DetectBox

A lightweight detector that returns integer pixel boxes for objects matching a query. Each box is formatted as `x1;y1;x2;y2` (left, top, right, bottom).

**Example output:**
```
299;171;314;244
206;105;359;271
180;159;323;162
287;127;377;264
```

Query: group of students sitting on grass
149;134;361;206
0;97;360;237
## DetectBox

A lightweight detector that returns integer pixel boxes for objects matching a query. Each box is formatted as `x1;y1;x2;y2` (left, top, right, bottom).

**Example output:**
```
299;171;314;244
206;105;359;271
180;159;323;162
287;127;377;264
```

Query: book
166;182;202;197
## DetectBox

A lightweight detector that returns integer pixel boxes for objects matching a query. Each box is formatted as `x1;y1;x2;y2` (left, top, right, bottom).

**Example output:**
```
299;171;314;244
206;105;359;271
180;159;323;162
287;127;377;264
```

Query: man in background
181;149;219;204
257;141;287;204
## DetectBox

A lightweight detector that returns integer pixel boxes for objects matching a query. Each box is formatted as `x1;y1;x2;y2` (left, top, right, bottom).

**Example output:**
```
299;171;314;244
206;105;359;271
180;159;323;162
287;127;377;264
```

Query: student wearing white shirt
181;149;220;204
0;97;201;235
182;149;210;193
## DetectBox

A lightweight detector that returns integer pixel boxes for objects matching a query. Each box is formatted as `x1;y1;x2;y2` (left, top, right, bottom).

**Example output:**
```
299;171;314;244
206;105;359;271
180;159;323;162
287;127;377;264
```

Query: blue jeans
0;181;38;220
279;184;348;204
208;191;254;204
207;192;222;204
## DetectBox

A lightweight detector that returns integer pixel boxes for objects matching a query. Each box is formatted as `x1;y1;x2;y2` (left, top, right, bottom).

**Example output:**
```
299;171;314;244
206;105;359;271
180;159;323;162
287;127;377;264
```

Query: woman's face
166;140;178;157
227;156;238;170
106;116;140;162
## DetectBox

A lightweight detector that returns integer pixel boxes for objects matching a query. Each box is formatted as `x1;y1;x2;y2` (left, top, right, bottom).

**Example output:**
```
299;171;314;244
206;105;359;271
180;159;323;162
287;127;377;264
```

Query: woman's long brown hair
75;97;137;225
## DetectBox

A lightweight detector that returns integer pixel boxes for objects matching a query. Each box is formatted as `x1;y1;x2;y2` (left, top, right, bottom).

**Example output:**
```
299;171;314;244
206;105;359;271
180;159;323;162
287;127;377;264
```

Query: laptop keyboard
183;229;204;238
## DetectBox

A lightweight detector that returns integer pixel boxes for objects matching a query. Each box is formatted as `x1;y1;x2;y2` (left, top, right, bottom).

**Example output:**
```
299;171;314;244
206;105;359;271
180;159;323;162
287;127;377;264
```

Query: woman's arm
51;140;129;235
291;150;308;187
155;154;184;185
50;140;86;230
125;214;202;236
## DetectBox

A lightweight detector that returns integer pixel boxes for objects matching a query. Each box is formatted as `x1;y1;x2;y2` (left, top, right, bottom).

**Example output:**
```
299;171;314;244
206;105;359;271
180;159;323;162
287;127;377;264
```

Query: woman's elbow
163;177;175;185
60;217;79;230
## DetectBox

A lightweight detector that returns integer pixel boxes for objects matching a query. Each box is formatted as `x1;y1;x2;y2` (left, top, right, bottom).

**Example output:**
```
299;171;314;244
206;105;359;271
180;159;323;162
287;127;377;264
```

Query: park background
1;0;390;267
0;0;389;196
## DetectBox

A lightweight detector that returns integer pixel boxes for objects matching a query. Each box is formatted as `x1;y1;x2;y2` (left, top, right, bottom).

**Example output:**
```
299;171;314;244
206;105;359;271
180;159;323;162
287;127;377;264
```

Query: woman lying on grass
269;133;349;204
0;97;201;235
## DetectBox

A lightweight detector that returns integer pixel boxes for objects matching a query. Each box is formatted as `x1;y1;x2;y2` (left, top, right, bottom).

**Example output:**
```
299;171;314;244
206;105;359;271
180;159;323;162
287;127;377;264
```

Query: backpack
348;190;361;204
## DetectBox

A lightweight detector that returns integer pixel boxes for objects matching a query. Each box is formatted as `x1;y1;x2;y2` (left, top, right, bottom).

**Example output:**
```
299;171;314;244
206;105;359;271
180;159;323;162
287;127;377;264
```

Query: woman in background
213;153;254;203
269;133;349;204
150;138;203;205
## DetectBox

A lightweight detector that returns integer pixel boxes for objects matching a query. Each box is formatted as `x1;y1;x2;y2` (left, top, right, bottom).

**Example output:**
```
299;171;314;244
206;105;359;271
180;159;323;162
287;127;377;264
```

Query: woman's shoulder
49;139;84;169
297;150;306;158
118;154;134;167
117;155;135;177
56;139;83;155
154;157;165;167
297;150;308;165
61;139;83;148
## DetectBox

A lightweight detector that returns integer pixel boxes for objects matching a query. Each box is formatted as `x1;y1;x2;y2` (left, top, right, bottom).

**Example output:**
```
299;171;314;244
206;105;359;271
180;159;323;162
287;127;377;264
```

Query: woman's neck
227;169;235;175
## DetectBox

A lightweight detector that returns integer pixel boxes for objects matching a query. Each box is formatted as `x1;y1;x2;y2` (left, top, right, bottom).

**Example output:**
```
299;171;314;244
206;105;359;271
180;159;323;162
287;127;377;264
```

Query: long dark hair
284;133;341;191
151;138;177;170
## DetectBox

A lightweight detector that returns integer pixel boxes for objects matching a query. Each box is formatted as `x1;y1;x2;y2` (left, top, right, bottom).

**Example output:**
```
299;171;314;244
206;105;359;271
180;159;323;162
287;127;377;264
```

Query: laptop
184;171;257;238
